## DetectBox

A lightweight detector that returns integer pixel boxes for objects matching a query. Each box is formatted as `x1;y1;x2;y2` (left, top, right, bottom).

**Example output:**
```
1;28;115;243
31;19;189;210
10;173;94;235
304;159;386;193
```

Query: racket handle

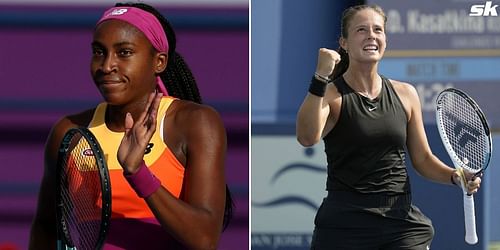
463;194;478;244
57;240;76;250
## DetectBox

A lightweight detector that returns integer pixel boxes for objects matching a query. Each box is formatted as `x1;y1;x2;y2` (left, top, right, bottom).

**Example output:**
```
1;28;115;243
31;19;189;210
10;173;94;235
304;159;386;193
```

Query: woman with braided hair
29;2;232;249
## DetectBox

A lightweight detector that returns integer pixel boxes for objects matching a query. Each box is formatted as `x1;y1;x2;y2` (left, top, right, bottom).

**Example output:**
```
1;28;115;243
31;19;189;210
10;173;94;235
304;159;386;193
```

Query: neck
343;62;381;100
105;95;151;132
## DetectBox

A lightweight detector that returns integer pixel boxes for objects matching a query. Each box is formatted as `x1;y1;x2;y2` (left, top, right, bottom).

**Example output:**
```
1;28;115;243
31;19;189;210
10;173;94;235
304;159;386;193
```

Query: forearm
124;163;223;249
145;188;223;250
296;94;329;146
412;152;455;185
29;166;57;249
29;220;56;249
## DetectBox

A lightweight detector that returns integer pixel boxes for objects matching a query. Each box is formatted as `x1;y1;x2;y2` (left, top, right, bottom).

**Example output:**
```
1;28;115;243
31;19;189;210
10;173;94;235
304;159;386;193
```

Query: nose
101;53;117;73
367;28;376;40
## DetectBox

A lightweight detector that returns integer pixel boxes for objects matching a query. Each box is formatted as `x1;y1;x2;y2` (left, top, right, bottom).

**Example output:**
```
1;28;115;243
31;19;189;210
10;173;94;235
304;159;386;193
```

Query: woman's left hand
452;169;482;194
118;92;163;174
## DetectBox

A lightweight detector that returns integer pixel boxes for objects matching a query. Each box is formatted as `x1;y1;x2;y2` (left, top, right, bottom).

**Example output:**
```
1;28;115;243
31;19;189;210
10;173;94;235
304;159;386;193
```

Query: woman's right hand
315;48;341;79
117;92;163;174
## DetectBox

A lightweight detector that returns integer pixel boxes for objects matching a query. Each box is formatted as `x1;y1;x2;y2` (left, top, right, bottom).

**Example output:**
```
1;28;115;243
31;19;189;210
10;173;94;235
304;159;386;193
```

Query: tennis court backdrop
251;0;500;249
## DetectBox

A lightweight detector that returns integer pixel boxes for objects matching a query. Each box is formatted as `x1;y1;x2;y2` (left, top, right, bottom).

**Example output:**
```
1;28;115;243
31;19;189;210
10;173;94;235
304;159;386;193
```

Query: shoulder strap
332;76;351;95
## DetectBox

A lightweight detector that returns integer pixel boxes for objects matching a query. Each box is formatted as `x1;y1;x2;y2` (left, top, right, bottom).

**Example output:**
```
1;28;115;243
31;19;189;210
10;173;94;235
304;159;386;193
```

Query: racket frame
55;127;112;250
435;87;492;245
436;88;492;175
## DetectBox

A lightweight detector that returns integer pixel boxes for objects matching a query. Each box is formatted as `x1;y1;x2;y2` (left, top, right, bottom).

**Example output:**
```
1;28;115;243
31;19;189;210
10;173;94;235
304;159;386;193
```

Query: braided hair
115;2;234;230
331;4;387;81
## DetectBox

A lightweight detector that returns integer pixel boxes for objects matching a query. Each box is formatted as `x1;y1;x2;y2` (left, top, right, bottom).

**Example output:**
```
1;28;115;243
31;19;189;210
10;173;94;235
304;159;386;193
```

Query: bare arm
296;92;332;146
29;117;77;249
28;162;57;249
405;85;454;183
147;104;226;250
296;48;340;146
117;93;226;250
398;82;480;193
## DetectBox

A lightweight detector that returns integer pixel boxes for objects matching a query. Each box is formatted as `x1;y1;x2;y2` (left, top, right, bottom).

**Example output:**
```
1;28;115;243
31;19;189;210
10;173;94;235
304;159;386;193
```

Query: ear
154;52;168;74
339;37;347;51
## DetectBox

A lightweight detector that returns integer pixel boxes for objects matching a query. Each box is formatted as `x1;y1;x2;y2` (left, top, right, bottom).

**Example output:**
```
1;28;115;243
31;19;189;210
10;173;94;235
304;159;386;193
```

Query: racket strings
59;134;103;249
438;92;489;172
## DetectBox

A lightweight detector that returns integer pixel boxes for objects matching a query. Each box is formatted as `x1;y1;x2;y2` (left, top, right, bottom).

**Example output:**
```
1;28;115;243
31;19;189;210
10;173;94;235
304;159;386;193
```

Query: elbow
183;222;221;250
297;134;320;147
296;120;322;147
190;233;220;250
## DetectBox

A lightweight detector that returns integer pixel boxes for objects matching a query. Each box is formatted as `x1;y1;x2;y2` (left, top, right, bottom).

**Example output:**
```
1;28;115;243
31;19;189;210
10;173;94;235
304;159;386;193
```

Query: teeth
363;45;378;50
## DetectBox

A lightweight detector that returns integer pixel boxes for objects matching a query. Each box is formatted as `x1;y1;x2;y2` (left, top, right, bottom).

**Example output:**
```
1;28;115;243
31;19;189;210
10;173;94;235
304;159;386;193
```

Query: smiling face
91;20;166;105
340;8;386;64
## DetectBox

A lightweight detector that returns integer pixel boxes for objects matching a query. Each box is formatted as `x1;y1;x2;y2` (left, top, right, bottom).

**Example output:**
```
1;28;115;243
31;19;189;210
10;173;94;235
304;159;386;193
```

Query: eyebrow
91;41;137;48
353;24;384;29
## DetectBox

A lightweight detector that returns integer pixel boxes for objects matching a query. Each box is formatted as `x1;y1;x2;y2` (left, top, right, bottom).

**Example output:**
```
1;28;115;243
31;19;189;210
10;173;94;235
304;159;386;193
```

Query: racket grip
57;240;76;250
463;194;478;244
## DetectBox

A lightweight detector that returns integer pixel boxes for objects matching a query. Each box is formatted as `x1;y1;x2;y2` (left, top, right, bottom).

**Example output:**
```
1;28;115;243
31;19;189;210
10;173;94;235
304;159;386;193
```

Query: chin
359;57;381;64
99;91;125;106
362;53;383;62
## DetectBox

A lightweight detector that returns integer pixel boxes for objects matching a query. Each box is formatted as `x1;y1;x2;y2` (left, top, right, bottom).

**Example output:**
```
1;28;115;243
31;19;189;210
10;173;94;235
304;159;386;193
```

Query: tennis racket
435;88;492;245
55;127;112;250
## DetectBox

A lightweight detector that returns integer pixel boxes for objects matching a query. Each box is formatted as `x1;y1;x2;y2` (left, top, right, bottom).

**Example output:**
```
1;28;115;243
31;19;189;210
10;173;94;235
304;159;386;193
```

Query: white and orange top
88;96;185;249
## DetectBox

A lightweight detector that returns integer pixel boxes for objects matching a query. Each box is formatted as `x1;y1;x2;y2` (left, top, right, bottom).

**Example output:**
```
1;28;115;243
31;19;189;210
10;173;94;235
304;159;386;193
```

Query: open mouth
363;44;379;52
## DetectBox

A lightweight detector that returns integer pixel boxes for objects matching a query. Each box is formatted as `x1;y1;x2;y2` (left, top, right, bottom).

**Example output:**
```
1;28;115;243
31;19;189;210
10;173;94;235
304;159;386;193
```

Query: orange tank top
88;96;185;219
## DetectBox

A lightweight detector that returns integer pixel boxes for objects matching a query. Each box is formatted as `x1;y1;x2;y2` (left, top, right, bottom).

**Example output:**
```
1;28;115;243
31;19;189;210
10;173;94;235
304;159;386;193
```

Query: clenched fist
315;48;341;79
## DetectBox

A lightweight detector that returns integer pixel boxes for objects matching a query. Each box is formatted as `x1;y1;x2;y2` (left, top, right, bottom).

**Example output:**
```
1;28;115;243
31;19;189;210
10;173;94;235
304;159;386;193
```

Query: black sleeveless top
323;75;410;194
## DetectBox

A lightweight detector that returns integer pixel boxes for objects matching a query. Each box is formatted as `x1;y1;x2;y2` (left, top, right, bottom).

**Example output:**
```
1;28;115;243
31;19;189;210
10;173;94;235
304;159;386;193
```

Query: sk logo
470;1;498;16
145;143;154;154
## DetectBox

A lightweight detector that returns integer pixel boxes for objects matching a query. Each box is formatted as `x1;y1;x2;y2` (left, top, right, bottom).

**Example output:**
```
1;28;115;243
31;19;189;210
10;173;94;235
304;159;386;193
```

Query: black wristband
308;76;328;97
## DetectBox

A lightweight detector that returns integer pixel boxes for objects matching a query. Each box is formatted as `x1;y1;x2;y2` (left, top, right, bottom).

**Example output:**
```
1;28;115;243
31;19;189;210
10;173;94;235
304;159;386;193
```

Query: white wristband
314;72;330;83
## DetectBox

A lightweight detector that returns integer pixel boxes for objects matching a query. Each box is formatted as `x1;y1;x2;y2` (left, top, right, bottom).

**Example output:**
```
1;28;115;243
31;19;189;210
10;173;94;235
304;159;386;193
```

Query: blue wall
251;0;497;249
251;0;356;125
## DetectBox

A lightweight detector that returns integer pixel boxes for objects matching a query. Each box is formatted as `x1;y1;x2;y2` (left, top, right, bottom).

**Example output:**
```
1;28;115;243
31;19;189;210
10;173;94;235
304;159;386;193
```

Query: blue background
251;0;499;249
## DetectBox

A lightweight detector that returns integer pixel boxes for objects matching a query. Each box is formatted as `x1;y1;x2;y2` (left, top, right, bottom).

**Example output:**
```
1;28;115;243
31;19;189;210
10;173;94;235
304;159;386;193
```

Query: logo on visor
111;8;128;16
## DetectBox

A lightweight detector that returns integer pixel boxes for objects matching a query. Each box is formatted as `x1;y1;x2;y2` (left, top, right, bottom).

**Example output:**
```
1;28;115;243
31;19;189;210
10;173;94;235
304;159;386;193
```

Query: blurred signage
368;0;500;128
370;0;500;51
251;136;327;250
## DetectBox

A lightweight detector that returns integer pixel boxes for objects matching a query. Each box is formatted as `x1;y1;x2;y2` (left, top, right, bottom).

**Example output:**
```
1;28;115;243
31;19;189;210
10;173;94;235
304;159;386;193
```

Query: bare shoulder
387;78;422;121
390;79;416;94
168;100;226;140
325;81;341;99
325;80;342;110
170;100;223;125
52;109;95;138
388;79;419;101
45;109;95;161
